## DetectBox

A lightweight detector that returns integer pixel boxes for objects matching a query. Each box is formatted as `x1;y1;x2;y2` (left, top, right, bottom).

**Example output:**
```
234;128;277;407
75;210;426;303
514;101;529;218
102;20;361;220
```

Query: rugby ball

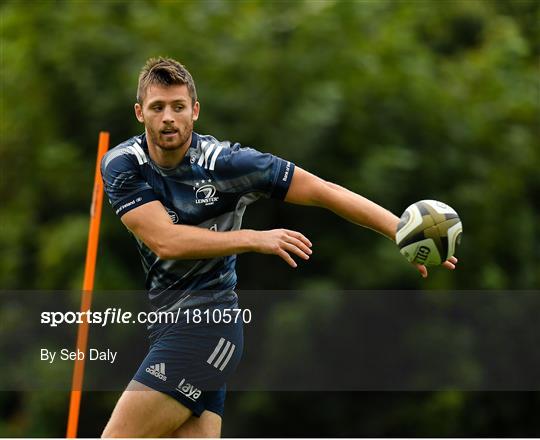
396;200;462;266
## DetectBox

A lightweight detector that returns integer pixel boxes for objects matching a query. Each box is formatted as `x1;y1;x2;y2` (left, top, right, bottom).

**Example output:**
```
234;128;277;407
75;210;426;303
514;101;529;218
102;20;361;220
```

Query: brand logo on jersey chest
193;179;219;206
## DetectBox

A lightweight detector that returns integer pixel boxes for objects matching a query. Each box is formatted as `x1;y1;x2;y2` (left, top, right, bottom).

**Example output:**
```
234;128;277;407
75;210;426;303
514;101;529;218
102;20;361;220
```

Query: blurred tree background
1;0;539;437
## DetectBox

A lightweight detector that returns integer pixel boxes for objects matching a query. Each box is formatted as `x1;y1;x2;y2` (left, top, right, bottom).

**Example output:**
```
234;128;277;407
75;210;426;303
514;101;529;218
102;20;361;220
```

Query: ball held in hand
396;200;462;266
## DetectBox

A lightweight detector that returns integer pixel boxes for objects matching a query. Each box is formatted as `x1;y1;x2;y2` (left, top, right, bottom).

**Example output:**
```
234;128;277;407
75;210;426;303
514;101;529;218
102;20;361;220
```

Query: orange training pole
66;131;109;438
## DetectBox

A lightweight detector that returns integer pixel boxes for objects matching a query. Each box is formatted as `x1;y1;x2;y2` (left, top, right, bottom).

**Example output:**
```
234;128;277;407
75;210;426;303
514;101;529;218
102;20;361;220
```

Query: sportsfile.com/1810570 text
40;307;252;327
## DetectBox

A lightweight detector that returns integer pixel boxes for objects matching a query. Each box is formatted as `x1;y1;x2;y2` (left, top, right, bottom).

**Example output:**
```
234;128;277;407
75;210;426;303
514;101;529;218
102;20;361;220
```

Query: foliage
1;0;538;436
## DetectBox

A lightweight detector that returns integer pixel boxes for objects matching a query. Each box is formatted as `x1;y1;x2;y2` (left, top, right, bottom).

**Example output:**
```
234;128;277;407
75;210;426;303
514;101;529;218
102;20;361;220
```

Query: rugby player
100;57;458;438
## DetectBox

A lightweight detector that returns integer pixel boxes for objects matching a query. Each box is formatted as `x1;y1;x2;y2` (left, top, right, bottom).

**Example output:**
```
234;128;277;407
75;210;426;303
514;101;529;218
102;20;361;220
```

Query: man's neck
146;130;192;169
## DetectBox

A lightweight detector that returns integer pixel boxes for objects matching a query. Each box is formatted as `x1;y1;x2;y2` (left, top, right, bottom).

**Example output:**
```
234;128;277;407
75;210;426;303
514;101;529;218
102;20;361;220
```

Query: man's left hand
416;256;459;278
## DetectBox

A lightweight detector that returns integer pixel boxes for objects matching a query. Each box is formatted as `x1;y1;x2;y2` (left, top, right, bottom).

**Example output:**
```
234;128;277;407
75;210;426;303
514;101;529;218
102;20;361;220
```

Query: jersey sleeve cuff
271;159;295;200
112;189;158;217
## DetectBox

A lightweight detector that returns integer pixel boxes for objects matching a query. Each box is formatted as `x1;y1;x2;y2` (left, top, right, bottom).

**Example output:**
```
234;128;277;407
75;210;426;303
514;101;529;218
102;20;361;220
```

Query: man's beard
148;125;191;152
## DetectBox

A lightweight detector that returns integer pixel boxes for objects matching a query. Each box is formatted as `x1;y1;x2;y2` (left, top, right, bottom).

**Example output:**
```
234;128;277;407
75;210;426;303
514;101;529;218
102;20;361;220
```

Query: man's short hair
137;57;197;105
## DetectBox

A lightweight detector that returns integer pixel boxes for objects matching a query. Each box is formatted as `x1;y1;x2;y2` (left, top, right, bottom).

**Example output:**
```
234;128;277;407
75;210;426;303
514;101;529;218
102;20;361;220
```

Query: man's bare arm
285;167;399;240
120;200;312;267
285;167;457;276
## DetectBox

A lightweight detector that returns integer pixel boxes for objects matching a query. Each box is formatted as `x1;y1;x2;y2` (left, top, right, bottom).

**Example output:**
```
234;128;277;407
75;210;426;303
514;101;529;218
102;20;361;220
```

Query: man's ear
192;101;200;122
134;103;144;123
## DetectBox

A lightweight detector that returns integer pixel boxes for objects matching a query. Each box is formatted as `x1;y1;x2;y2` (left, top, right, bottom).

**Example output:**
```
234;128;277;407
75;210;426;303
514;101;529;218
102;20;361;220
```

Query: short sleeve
101;146;158;217
215;143;295;200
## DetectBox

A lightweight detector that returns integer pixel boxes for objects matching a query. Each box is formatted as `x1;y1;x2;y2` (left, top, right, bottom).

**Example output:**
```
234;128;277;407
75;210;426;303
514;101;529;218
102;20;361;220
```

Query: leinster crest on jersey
193;179;219;206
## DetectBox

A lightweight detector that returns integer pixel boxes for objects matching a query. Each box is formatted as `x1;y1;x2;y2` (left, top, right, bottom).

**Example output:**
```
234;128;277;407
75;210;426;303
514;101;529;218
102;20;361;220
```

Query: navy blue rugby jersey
101;132;295;312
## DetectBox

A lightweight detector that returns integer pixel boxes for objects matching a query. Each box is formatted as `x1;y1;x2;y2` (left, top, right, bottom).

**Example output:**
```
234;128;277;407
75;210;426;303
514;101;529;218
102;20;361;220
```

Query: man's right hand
250;229;312;268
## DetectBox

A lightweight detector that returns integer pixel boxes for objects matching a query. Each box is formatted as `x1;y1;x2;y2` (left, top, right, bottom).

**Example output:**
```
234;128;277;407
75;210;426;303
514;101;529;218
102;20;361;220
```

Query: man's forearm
156;225;256;260
316;181;399;240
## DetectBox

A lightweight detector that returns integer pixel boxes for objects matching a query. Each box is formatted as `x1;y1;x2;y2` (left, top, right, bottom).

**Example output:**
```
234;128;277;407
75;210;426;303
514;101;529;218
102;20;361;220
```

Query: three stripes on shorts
207;338;236;371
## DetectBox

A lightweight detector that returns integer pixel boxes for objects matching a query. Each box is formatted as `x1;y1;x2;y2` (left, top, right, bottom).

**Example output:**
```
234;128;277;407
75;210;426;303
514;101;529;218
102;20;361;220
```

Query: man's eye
175;106;184;111
153;106;162;111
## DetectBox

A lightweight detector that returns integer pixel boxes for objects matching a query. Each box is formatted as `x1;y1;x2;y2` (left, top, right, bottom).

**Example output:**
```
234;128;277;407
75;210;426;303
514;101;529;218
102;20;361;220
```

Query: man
100;57;457;438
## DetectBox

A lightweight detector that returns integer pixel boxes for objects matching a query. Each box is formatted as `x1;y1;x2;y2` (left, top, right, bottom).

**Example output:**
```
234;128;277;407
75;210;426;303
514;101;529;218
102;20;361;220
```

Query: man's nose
162;106;174;123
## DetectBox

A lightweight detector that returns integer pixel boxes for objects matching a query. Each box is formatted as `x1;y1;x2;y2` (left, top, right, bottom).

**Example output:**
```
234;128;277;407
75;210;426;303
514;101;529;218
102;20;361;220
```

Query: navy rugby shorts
133;302;243;417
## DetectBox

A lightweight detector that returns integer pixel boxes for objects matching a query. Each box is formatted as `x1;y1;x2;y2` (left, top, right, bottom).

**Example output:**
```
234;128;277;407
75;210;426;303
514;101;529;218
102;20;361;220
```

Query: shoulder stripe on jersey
197;140;224;170
126;145;144;165
131;143;148;164
102;141;147;169
198;140;215;169
197;141;209;167
103;147;129;169
203;144;215;168
209;145;223;171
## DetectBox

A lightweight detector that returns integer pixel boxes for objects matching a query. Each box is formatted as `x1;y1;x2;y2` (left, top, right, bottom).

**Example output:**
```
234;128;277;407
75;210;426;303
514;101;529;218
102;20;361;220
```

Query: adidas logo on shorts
145;362;167;381
176;378;202;401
